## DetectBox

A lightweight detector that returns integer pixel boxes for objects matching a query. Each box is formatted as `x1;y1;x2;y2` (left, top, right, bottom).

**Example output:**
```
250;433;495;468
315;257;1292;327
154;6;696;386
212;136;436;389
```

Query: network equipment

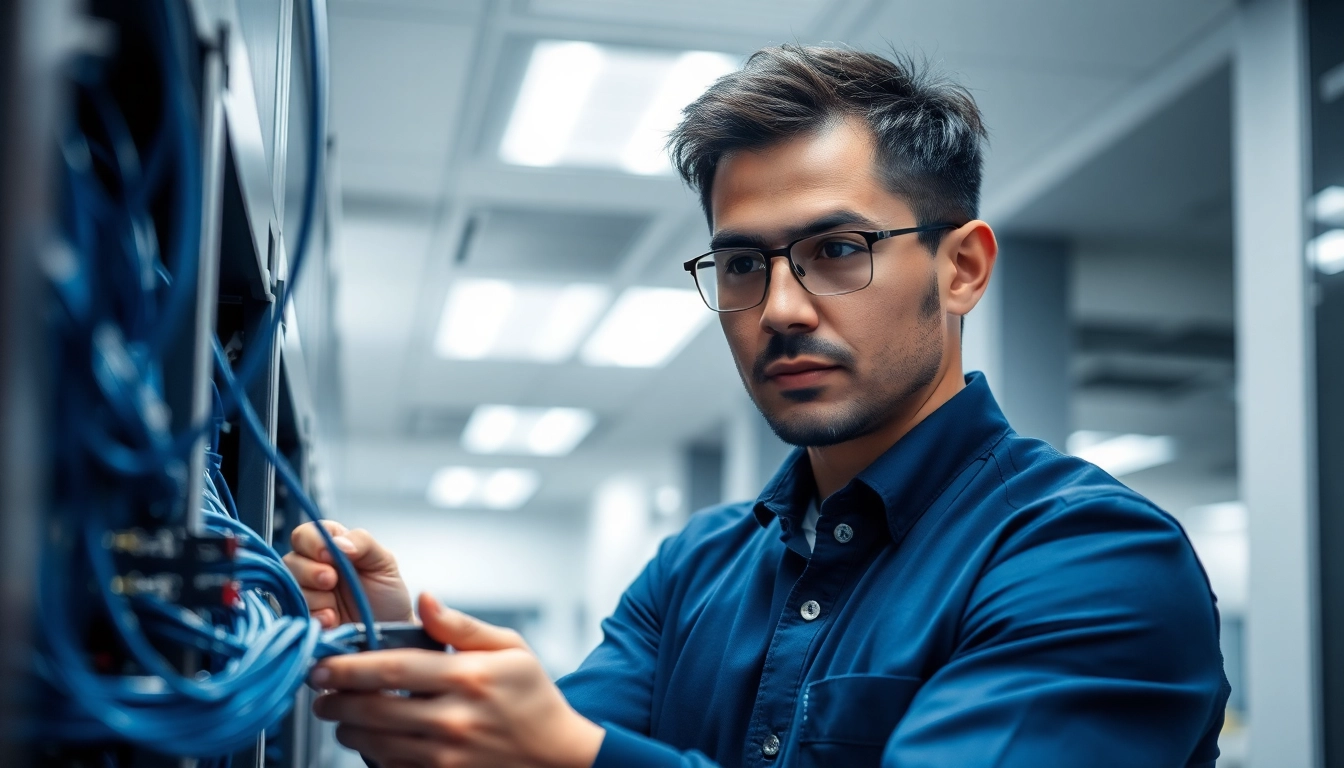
22;1;404;765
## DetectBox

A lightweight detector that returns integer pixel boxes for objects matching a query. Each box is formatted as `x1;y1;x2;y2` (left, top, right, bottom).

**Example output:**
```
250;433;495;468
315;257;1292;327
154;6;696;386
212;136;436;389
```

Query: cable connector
106;528;238;562
344;622;447;653
107;529;241;607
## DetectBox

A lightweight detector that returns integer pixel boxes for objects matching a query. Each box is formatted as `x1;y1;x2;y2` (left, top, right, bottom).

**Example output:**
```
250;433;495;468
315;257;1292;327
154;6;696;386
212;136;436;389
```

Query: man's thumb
417;592;529;652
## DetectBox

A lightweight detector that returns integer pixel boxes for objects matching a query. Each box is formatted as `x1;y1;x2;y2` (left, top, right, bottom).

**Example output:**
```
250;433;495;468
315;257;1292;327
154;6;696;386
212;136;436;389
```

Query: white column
962;258;1003;393
722;403;762;503
1233;1;1321;765
583;477;653;650
992;237;1071;450
964;236;1071;450
722;400;793;503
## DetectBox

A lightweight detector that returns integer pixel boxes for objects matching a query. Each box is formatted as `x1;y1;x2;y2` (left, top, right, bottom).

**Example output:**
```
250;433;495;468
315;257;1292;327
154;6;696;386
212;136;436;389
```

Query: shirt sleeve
557;535;727;768
881;495;1230;768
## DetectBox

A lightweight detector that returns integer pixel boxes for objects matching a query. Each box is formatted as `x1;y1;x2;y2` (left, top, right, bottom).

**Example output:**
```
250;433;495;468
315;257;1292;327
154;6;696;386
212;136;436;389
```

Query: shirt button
833;523;854;543
761;734;781;757
800;600;821;621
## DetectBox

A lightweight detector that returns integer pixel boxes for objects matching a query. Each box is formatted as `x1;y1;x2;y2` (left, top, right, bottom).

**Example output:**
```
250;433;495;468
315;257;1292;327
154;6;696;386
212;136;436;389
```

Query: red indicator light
221;580;242;608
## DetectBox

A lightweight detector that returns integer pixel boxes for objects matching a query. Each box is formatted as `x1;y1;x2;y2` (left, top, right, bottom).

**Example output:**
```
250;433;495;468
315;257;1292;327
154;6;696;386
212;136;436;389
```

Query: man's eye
725;255;762;275
818;240;864;259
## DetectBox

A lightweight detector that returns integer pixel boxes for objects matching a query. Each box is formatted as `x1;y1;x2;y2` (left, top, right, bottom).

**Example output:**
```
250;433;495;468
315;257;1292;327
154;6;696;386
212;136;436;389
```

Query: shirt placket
741;501;875;767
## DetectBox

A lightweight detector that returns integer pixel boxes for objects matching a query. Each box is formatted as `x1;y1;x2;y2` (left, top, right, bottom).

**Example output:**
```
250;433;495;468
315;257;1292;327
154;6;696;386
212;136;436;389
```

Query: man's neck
807;359;966;500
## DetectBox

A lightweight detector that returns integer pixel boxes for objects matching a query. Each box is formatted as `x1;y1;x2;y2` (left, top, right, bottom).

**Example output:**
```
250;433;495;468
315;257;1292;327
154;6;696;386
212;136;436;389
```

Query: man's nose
759;256;819;335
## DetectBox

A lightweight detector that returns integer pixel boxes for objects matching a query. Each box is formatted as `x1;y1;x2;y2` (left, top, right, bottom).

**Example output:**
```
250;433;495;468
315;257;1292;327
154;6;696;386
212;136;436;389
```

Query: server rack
15;0;344;765
0;1;69;765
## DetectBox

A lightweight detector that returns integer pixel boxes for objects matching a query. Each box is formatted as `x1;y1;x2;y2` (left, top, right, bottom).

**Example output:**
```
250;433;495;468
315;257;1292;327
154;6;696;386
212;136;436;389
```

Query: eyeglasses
682;224;957;313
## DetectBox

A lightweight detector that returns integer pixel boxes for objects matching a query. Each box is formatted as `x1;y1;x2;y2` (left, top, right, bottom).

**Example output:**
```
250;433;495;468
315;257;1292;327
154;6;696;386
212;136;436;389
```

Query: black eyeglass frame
682;223;958;313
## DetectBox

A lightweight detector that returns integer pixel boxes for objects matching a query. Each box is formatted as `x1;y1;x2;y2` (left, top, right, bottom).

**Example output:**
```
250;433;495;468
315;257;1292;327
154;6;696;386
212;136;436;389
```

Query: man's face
709;118;949;447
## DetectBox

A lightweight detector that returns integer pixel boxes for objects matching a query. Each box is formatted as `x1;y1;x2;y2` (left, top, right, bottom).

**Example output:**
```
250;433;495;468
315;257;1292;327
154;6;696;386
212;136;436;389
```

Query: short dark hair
669;45;987;250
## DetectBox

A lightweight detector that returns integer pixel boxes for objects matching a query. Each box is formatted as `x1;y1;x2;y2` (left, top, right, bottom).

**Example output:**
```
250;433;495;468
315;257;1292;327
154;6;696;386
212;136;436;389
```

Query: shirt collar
752;372;1010;543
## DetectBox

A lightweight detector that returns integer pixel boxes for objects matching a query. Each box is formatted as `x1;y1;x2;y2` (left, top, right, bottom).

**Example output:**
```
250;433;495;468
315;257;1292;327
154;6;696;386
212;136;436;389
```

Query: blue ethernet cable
212;338;382;646
35;0;389;757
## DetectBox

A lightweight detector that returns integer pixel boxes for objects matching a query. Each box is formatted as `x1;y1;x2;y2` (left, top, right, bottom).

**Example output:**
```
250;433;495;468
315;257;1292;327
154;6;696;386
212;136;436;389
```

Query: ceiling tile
525;0;831;36
855;0;1232;76
328;11;478;199
336;215;436;433
461;207;650;276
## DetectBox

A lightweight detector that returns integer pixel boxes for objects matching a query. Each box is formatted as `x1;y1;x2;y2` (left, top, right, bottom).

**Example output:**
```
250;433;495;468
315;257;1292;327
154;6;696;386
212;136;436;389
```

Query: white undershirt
800;499;821;552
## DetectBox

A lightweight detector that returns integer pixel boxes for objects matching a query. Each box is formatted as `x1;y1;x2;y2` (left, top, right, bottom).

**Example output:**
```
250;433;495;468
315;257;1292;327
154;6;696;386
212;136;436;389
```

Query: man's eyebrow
708;210;884;250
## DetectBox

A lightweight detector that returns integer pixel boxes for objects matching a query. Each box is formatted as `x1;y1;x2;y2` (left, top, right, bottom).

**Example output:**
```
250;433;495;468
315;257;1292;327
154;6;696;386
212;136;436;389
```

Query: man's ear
943;220;997;318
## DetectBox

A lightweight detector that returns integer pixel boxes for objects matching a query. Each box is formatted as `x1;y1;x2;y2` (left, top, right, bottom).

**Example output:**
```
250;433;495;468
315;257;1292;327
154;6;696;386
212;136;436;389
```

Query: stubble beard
743;273;945;448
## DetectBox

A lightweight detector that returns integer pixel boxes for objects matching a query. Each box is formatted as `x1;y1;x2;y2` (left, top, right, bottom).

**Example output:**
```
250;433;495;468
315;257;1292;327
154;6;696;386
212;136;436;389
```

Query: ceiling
1008;64;1233;248
323;0;1238;516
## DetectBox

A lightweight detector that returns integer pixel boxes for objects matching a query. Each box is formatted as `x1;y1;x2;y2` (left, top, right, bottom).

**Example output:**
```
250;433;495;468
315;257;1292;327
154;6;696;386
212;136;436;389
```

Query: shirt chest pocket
796;674;923;768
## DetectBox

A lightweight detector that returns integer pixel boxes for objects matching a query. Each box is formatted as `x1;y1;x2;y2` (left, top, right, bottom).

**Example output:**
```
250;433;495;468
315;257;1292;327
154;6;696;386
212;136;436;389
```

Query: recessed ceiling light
526;407;597;455
1312;186;1344;226
426;466;478;507
479;468;541;509
620;50;739;175
1308;229;1344;275
580;287;712;368
434;279;514;360
462;405;597;456
500;41;605;167
1067;430;1177;477
500;40;737;175
435;279;610;363
461;405;519;454
426;466;540;510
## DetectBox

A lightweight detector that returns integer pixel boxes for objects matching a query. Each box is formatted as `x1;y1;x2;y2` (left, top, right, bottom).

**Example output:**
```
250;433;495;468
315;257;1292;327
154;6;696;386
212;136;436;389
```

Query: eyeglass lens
693;231;874;311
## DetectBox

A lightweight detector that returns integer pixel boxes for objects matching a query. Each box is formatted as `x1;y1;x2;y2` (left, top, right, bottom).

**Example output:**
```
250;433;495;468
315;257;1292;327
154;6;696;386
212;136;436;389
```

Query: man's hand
282;521;413;628
310;593;605;768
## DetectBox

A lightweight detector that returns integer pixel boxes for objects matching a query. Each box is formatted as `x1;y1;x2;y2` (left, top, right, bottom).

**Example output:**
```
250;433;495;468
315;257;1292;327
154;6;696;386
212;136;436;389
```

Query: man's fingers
313;691;444;736
302;587;337;609
332;724;455;768
310;649;465;693
289;520;349;562
339;528;399;573
284;552;337;590
418;592;528;652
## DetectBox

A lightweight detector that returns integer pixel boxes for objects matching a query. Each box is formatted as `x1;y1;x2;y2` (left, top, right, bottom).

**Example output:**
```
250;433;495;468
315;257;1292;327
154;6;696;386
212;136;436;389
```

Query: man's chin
758;399;878;448
779;386;825;403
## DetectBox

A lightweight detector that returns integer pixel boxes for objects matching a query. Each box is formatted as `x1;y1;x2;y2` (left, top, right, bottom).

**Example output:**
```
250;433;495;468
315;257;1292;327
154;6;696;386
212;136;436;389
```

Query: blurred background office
319;1;1342;765
4;0;1340;766
298;2;1343;766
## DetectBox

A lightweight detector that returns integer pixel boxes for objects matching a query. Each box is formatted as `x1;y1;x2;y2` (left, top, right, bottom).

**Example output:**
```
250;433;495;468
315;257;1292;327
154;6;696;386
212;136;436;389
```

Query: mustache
751;334;856;384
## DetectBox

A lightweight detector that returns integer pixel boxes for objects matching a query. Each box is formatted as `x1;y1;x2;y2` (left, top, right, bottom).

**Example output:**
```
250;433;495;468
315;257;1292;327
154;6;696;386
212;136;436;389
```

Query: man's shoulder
976;431;1216;607
976;431;1215;585
677;499;762;543
992;431;1175;523
653;500;769;570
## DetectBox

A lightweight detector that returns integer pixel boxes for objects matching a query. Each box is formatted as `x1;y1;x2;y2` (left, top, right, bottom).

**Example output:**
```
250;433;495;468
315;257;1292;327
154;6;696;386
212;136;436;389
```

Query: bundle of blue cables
35;0;383;760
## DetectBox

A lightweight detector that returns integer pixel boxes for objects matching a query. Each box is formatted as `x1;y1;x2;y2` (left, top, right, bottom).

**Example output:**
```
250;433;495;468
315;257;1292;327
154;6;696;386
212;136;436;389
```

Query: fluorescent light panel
426;466;540;510
435;279;610;363
1067;430;1177;477
501;41;737;175
1309;229;1344;276
500;42;605;167
462;405;597;456
1313;186;1344;226
581;287;712;368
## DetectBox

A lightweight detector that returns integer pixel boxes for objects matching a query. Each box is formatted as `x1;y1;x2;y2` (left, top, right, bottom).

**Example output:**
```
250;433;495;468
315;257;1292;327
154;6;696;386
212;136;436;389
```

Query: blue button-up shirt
559;373;1229;768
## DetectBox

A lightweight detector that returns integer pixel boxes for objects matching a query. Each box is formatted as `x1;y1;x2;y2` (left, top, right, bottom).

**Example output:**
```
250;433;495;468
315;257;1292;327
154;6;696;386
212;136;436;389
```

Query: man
286;46;1229;767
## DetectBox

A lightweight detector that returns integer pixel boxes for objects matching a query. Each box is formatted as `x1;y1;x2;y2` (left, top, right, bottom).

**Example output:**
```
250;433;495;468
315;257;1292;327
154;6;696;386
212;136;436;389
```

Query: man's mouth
763;358;842;389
